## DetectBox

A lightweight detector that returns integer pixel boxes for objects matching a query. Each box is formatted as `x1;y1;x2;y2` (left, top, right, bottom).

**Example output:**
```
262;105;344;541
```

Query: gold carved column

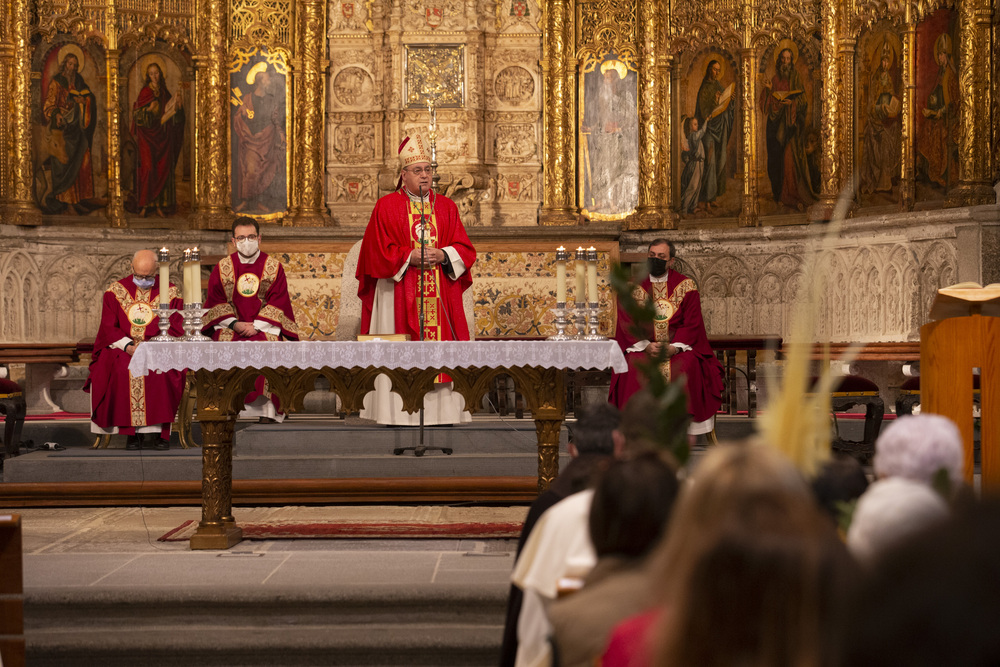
3;0;40;225
737;51;758;227
634;0;673;229
900;2;916;211
289;0;330;227
105;42;126;227
540;0;577;225
192;0;231;229
810;0;844;221
0;4;10;209
948;0;995;207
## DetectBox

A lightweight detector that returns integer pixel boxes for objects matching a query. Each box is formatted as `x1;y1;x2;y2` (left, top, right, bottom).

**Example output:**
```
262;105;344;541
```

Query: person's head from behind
567;402;620;458
874;414;963;494
615;389;689;461
589;452;679;560
661;489;854;667
651;442;813;603
811;454;869;528
846;477;949;567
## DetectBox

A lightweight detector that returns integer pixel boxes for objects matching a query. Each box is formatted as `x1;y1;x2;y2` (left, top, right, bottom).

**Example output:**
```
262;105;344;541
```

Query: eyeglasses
133;273;156;281
234;234;259;242
405;166;434;176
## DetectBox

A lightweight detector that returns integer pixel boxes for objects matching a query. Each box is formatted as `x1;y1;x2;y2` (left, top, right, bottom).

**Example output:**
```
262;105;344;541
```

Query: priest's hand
647;341;662;356
125;342;137;356
409;247;444;268
234;321;256;337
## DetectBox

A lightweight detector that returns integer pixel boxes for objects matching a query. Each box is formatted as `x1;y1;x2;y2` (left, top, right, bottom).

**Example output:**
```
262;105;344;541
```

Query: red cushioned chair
895;374;981;417
0;378;26;463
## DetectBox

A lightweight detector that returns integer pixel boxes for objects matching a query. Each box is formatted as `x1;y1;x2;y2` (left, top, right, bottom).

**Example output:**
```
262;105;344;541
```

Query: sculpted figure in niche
917;32;959;190
694;59;735;212
859;37;902;196
232;61;287;214
759;43;817;211
334;67;374;107
39;45;102;215
130;60;185;217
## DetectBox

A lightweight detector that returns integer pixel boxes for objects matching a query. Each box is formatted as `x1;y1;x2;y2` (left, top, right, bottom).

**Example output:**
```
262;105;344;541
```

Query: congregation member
202;216;298;421
355;133;476;426
601;443;855;667
609;239;724;441
84;249;185;450
548;453;678;667
510;390;682;667
499;402;621;667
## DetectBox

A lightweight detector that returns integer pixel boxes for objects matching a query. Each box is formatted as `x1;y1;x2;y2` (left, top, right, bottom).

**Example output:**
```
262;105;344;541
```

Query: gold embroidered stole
637;278;697;383
409;200;444;342
109;281;179;426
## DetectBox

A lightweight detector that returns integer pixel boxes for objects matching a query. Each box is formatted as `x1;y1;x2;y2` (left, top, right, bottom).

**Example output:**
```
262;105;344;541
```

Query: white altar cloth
128;340;628;377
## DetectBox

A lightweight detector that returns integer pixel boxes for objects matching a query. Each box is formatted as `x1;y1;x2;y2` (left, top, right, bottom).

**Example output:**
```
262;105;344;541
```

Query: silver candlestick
149;305;178;342
581;302;606;341
547;303;573;341
573;302;587;339
183;304;212;342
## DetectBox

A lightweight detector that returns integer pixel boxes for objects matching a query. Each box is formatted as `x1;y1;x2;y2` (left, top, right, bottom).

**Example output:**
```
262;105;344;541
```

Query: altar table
129;340;627;549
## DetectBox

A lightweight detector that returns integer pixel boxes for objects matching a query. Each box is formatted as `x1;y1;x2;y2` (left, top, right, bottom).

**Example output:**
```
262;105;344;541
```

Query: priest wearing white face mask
84;249;186;450
202;216;299;422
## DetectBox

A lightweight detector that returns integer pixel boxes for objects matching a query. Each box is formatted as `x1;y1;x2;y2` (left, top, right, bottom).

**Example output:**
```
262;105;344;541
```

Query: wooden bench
0;513;25;667
0;343;83;414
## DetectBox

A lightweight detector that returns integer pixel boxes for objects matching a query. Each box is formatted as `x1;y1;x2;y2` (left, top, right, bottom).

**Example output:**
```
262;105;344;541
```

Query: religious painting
578;53;639;221
856;26;904;208
678;49;740;218
756;38;822;216
229;47;289;219
31;40;108;216
404;45;465;108
120;46;192;218
914;8;960;202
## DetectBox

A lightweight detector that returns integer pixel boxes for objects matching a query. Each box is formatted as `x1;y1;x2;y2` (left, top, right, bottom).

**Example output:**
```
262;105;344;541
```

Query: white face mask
236;239;259;257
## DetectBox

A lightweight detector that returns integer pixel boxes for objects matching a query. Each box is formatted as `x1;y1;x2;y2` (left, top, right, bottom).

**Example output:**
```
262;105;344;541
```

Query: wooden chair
0;378;27;463
91;371;197;449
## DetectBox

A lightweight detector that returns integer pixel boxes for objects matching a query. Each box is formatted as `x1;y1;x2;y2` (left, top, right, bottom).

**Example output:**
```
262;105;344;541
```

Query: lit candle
182;248;193;304
157;248;170;308
586;247;598;304
555;246;568;304
191;247;203;305
574;247;587;305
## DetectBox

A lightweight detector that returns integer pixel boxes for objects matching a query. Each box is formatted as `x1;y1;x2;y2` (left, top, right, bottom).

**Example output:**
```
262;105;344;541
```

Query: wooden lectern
920;283;1000;491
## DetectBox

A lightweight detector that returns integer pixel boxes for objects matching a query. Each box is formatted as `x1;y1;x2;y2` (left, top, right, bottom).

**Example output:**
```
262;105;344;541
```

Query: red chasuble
202;252;299;341
84;276;186;435
609;270;724;423
356;189;476;341
202;252;298;409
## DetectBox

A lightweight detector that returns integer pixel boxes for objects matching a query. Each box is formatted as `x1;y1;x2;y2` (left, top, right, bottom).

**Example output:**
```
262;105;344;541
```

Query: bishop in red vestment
202;217;299;420
356;134;477;425
84;249;186;450
609;240;724;436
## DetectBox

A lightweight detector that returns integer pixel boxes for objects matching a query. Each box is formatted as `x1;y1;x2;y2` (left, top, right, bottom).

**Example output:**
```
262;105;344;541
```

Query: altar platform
0;412;759;507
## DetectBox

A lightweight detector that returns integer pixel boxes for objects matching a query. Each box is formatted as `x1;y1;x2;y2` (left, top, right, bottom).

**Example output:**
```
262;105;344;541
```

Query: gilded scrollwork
229;0;293;49
540;0;576;224
192;0;228;229
290;0;330;226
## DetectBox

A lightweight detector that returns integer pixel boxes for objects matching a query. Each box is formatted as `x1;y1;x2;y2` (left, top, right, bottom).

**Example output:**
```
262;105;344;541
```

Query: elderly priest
84;249;186;450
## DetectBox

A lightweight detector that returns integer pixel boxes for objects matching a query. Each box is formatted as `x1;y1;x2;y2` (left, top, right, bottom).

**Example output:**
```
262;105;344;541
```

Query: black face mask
648;257;669;277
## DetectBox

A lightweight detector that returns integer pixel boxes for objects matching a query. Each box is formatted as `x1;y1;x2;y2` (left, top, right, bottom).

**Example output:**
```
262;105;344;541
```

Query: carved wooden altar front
128;340;626;549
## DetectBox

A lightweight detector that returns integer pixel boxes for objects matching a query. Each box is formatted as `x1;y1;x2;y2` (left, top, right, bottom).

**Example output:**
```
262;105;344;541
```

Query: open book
709;83;734;119
772;89;803;101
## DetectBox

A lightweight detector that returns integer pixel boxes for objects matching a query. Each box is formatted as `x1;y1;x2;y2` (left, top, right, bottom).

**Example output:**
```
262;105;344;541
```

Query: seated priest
84;249;186;450
609;239;725;440
355;133;477;425
202;216;299;422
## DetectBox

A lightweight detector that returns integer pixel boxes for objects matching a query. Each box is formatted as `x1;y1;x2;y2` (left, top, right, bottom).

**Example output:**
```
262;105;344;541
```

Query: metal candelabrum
581;302;606;341
182;303;212;341
546;303;574;341
149;306;178;342
573;302;588;339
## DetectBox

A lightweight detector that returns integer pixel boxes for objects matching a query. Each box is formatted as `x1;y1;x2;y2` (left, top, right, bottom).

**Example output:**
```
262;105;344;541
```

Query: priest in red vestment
202;216;299;421
84;249;186;450
356;133;477;425
609;239;724;438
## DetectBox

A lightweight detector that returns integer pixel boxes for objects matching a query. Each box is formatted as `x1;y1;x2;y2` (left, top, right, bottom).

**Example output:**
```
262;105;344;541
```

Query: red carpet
159;519;524;542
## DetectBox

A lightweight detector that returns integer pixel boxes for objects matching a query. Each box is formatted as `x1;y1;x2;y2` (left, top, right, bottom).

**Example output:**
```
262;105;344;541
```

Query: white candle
586;247;598;304
191;247;203;305
574;247;586;305
158;248;170;308
182;249;193;304
555;247;567;304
